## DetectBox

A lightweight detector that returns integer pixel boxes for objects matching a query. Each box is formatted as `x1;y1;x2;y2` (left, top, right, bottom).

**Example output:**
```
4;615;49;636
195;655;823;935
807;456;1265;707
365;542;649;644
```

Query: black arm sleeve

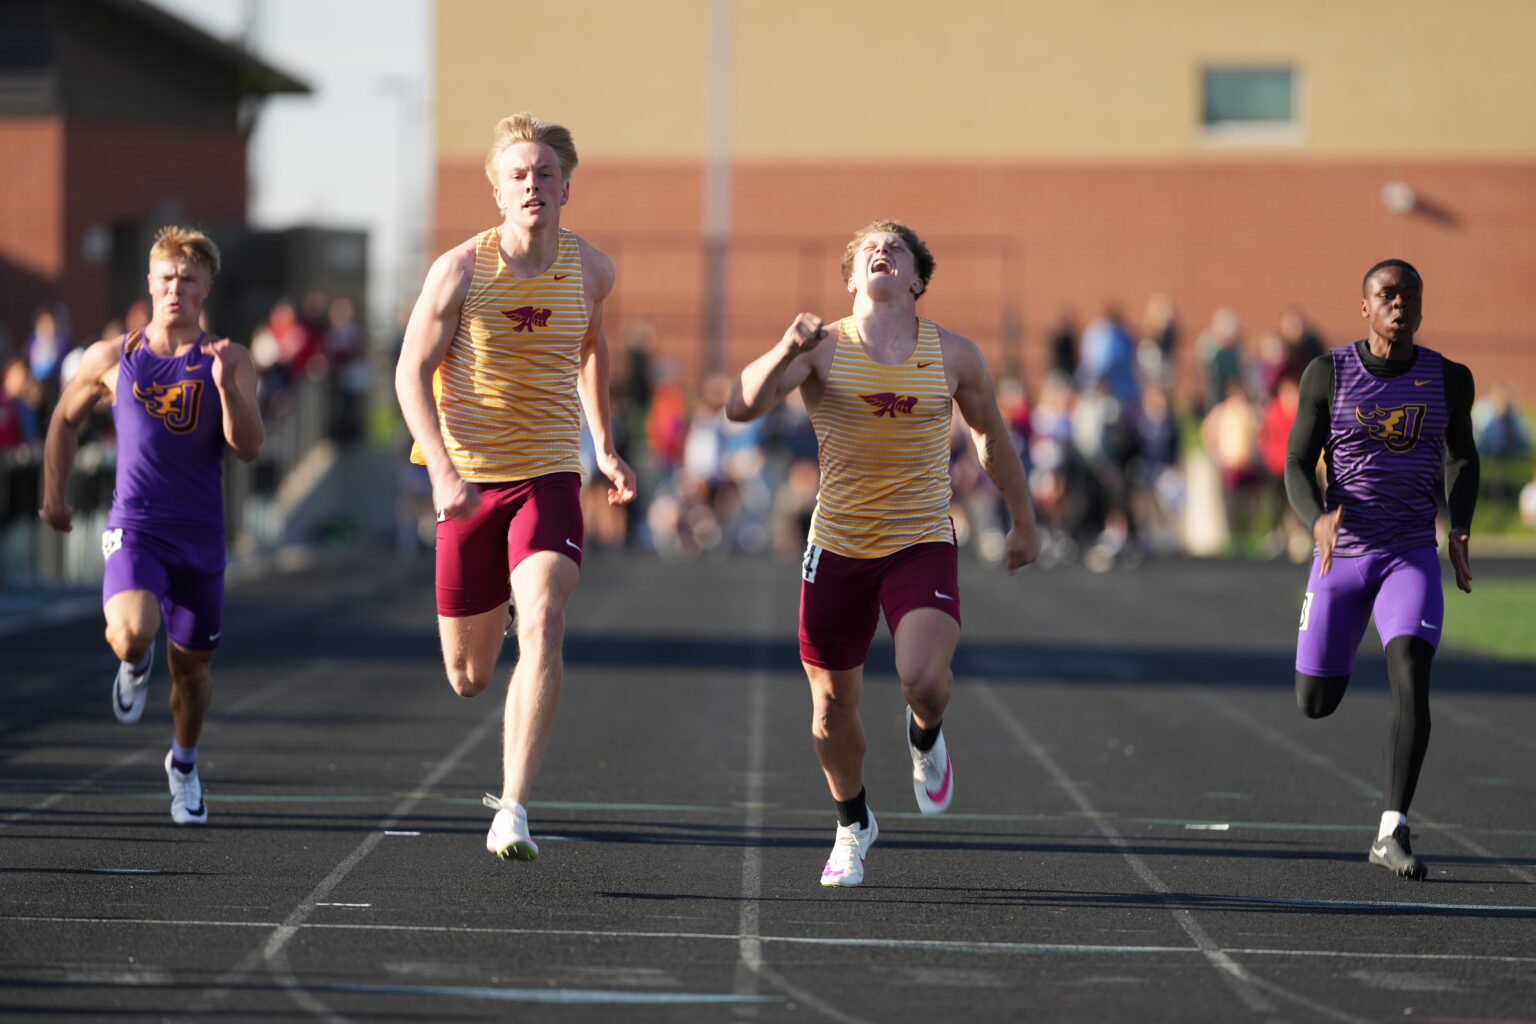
1443;359;1479;534
1284;356;1333;530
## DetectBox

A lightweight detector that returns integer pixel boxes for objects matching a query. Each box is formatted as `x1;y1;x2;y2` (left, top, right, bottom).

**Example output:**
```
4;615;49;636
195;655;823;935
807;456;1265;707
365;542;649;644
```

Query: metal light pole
702;0;733;377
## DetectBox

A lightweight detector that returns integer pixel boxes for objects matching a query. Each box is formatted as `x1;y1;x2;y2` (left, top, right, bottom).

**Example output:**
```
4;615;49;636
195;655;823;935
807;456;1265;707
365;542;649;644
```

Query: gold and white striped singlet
808;316;954;558
411;227;588;481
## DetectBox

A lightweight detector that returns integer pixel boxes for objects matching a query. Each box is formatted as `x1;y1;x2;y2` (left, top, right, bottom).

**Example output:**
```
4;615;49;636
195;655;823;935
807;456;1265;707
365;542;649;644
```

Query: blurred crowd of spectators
5;291;1533;561
0;294;370;458
421;299;1530;569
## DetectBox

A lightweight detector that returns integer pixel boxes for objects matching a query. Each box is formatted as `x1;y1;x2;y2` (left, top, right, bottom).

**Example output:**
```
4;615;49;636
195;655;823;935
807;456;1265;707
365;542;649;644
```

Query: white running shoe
820;807;878;887
164;750;207;825
906;706;953;815
112;640;154;724
483;793;539;861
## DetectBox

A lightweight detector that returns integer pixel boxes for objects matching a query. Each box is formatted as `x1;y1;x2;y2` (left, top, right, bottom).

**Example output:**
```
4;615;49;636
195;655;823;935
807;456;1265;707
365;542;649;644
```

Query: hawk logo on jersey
133;379;203;434
861;392;919;418
503;306;552;332
1355;402;1426;452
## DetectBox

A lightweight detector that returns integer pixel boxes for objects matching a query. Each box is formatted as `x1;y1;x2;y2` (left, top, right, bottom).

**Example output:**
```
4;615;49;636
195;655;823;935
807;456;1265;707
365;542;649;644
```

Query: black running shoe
1369;825;1426;880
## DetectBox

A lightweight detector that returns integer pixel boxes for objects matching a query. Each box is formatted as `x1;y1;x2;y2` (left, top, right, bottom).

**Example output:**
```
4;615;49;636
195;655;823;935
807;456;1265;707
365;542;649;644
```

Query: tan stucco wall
438;0;1536;162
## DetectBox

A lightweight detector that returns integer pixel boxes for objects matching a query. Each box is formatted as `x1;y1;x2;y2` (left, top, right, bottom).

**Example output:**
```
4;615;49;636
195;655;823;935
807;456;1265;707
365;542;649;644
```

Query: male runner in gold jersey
728;220;1039;886
396;113;636;861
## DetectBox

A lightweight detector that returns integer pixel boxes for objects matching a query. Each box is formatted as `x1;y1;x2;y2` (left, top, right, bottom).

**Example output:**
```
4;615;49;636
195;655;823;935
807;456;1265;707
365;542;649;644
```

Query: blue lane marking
319;983;779;1005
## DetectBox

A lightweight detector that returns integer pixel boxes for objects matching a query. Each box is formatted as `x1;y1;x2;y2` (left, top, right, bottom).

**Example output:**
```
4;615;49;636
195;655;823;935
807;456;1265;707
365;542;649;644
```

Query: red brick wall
435;160;1536;400
61;120;248;338
0;117;66;343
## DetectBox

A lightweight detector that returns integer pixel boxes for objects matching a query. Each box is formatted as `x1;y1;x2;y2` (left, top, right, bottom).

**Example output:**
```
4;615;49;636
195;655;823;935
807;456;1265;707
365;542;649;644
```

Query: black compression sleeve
1284;356;1332;529
1443;359;1479;533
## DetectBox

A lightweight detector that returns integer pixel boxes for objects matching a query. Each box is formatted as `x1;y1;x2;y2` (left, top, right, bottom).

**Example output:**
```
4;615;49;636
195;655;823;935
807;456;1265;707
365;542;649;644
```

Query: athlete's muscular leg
166;643;215;749
1296;671;1350;719
104;590;159;665
804;663;866;801
1383;636;1434;813
500;551;580;806
893;608;960;730
438;606;508;697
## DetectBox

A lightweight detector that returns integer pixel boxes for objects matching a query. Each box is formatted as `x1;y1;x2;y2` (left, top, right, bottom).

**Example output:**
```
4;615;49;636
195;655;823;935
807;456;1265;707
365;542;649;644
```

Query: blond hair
840;219;935;296
484;112;579;184
148;225;220;279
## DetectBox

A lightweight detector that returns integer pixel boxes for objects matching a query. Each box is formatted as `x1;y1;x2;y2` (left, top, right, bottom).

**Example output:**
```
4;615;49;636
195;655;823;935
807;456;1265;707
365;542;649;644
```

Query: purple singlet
1325;344;1448;556
108;331;225;538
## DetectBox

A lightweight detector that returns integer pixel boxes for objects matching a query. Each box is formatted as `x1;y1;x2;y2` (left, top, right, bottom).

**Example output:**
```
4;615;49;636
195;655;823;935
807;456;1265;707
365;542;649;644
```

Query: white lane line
975;682;1376;1024
320;983;778;1005
729;571;875;1024
12;916;1536;966
1433;698;1536;752
183;710;501;1021
237;556;634;1022
1193;689;1536;886
732;629;767;1001
1;746;154;830
0;659;339;832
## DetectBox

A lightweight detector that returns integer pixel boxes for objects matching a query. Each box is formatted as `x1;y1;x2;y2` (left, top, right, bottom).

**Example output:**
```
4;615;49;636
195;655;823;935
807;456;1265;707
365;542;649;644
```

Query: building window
1202;66;1300;141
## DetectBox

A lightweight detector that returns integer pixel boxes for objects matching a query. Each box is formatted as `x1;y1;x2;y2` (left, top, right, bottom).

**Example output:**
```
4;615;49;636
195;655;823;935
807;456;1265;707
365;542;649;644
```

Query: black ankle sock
835;788;868;829
909;716;942;753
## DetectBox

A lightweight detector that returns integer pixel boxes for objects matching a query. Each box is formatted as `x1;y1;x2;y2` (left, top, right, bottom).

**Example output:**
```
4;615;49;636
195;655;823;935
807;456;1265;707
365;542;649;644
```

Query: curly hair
840;219;935;296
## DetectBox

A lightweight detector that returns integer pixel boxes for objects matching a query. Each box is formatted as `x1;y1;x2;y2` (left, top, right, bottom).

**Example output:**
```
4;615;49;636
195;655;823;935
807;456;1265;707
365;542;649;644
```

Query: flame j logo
1355;402;1426;452
860;392;919;418
503;306;552;332
133;380;203;434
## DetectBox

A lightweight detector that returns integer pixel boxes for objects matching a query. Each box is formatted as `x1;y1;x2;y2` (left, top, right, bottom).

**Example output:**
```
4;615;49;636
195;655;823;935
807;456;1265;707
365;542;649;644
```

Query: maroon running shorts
798;540;960;671
435;471;584;617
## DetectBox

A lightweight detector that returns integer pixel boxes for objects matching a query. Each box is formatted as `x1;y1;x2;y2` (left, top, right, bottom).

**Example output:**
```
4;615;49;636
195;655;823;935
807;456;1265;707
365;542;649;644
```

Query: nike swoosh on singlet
1413;379;1430;386
185;363;205;370
553;274;569;280
916;362;934;368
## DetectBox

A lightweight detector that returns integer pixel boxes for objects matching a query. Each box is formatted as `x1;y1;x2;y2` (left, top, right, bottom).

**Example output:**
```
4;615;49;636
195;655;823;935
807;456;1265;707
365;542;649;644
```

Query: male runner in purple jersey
41;226;263;826
1284;259;1478;879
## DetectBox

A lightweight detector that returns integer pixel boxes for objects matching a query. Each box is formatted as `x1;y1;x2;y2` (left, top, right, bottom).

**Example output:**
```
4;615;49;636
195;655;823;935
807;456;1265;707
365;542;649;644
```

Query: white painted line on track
1435;698;1536;753
730;571;874;1024
1;745;154;831
974;682;1376;1024
318;983;780;1005
0;659;339;833
13;915;1536;966
731;627;766;1006
1192;689;1536;886
182;709;502;1022
185;548;639;1021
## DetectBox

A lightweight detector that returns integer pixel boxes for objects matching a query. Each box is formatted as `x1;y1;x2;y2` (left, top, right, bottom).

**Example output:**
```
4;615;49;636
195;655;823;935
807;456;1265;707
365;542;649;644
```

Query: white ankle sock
1378;811;1407;840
